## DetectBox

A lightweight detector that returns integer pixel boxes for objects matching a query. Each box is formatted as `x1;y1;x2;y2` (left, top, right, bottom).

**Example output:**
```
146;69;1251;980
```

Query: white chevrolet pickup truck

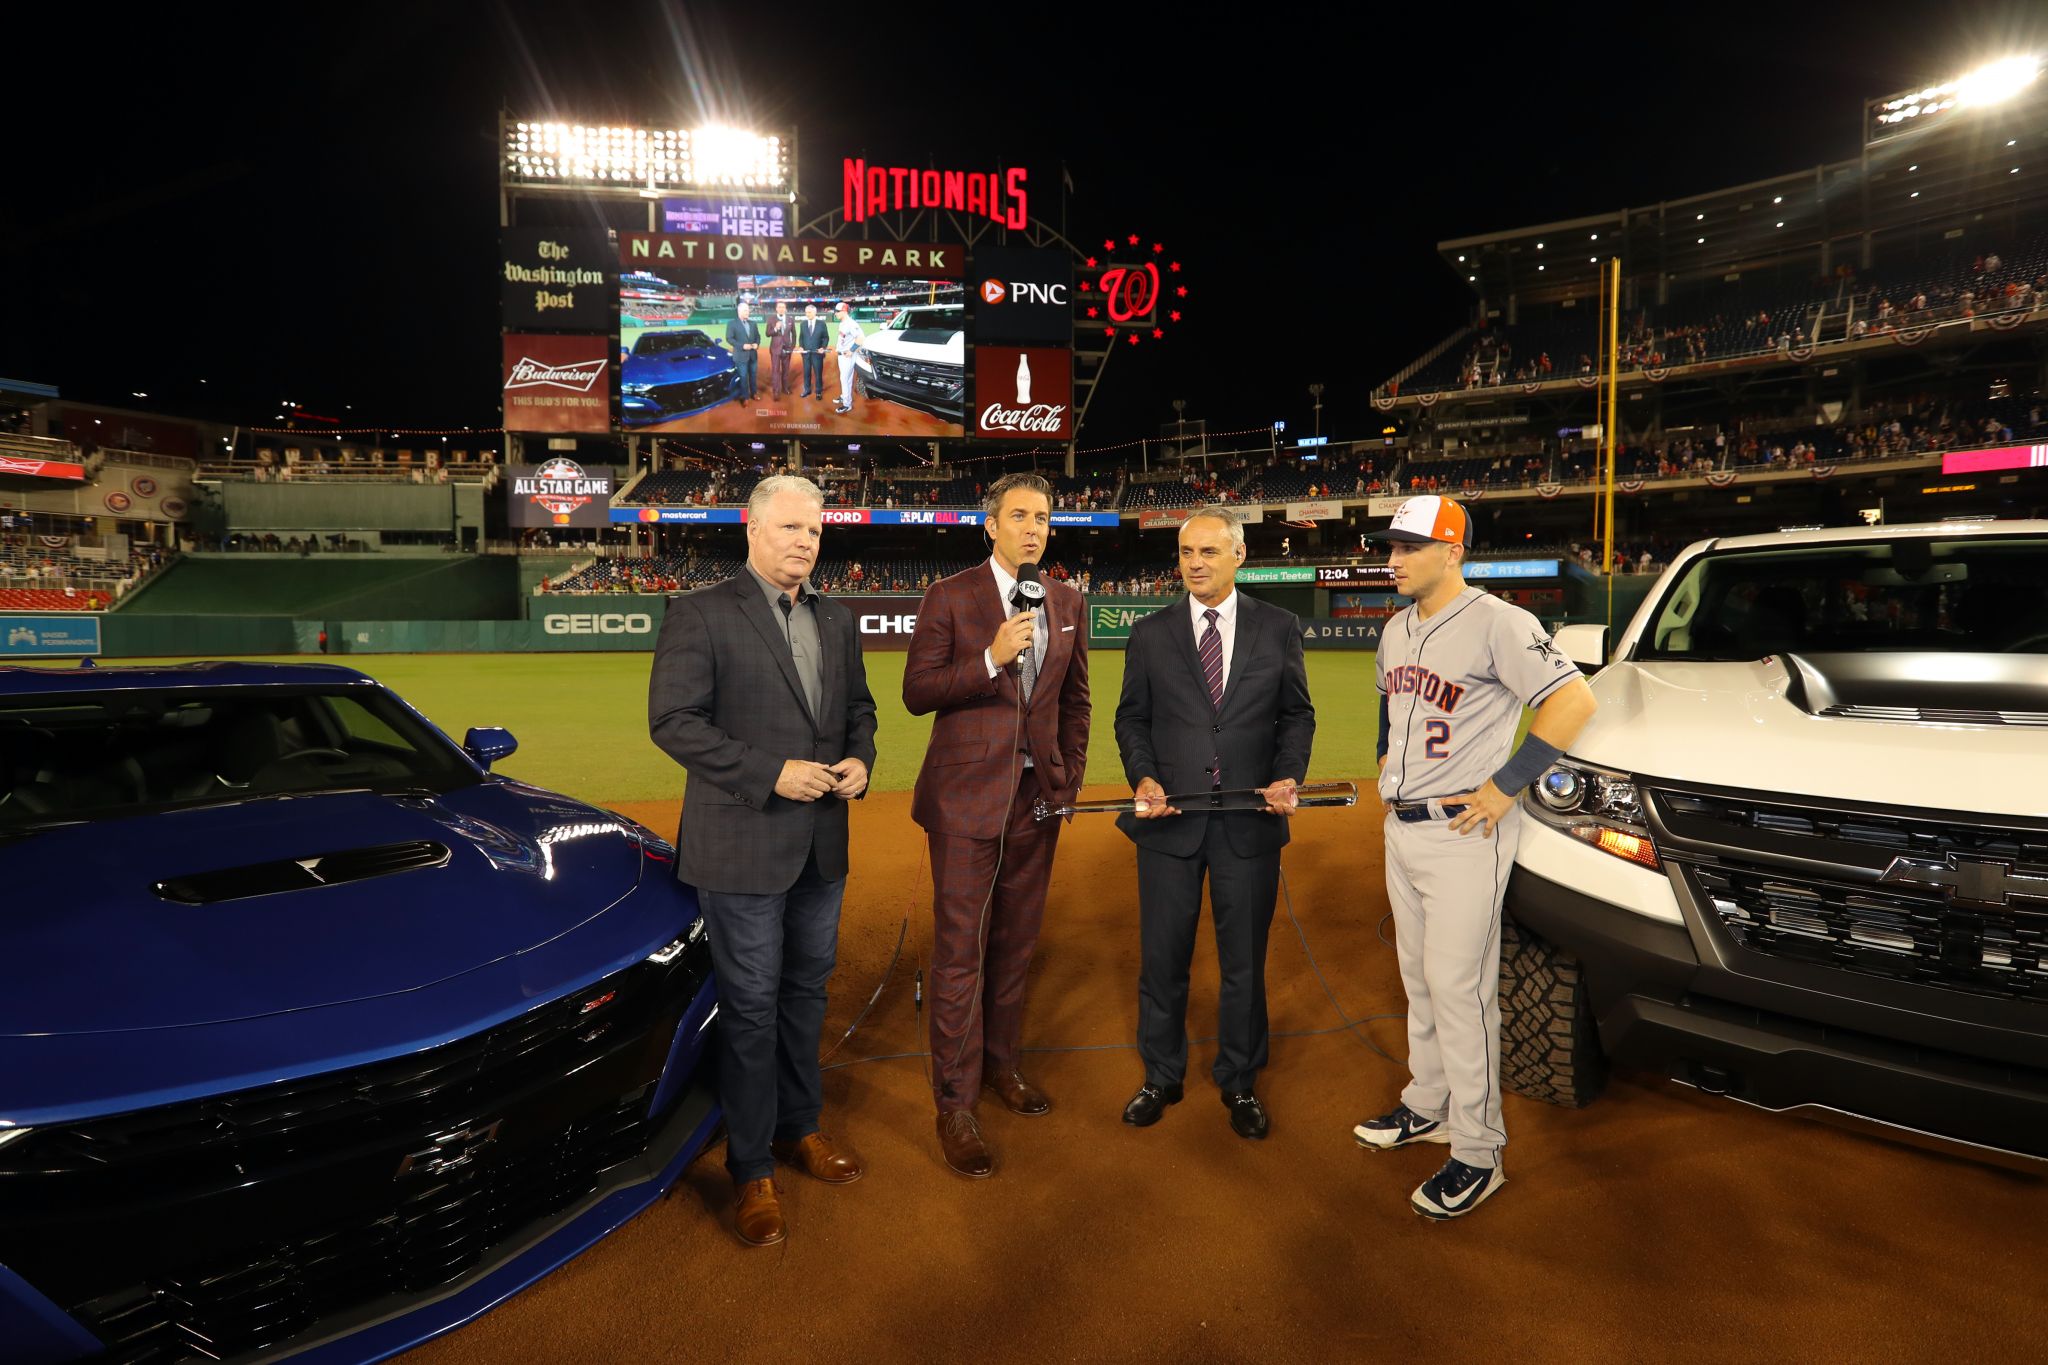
1499;520;2048;1161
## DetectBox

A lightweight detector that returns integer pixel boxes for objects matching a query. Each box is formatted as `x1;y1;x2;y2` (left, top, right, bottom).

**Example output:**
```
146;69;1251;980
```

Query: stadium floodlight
1868;55;2042;142
503;120;791;193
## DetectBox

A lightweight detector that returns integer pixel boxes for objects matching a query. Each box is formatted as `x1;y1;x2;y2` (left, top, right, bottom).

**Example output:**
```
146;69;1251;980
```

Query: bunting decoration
1705;471;1740;488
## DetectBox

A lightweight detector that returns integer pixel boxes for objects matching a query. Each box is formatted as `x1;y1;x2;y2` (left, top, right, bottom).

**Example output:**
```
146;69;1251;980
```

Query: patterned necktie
1199;607;1223;788
1018;606;1038;703
1198;608;1224;708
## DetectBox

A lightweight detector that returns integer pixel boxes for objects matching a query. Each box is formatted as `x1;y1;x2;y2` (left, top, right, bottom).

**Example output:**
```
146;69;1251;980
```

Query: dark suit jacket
649;575;878;895
798;319;829;352
903;562;1089;839
727;318;760;351
1114;592;1315;858
768;314;796;355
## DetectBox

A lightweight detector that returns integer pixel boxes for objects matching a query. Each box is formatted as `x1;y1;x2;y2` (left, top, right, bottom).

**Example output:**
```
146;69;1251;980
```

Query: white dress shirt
1189;588;1239;692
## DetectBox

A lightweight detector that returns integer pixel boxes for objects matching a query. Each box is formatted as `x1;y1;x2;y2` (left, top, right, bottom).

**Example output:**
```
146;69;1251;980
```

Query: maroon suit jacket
904;561;1090;838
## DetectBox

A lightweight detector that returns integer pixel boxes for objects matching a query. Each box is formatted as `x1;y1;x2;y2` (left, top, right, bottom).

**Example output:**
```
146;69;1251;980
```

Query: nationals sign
974;347;1073;441
501;334;612;433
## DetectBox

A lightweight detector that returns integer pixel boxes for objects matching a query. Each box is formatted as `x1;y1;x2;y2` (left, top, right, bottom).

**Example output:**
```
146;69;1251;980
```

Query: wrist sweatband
1491;735;1565;796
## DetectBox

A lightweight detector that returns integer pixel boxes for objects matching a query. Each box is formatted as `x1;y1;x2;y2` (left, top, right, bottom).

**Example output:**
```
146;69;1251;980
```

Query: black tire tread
1499;916;1608;1108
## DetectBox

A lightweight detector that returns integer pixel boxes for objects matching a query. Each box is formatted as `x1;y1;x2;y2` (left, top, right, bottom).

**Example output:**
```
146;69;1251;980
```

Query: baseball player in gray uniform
1354;495;1597;1220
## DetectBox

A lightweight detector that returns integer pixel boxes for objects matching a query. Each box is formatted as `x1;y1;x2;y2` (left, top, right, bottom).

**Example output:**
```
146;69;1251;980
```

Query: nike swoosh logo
1438;1175;1488;1209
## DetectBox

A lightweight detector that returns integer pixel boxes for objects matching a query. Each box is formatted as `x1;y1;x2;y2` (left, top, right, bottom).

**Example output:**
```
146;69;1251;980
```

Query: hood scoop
155;840;451;906
1782;652;2048;727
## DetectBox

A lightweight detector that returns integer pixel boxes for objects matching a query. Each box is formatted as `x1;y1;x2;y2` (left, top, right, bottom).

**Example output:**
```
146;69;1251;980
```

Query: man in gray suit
648;474;878;1248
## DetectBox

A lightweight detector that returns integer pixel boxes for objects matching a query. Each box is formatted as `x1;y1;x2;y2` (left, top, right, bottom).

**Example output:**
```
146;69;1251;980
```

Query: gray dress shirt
746;563;822;719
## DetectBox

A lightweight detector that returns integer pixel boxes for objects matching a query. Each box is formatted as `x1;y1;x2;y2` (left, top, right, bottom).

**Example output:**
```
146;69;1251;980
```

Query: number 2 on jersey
1424;719;1451;759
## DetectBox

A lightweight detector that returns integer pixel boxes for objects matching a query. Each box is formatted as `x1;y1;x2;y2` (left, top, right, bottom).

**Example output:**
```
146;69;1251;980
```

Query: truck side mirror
1554;624;1609;674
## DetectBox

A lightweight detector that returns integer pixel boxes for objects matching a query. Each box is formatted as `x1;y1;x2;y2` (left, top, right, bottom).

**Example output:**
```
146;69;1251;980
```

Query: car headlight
623;382;652;396
0;1125;32;1154
1524;761;1660;869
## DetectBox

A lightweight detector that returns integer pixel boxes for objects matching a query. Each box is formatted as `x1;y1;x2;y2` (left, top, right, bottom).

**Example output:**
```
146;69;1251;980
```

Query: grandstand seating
0;588;110;612
1393;234;2048;394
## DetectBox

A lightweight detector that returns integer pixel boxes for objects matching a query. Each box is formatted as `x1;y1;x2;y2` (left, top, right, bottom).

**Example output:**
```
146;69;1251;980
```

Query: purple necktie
1199;608;1224;788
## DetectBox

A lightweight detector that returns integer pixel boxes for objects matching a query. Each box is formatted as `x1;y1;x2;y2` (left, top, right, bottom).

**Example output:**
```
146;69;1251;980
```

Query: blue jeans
696;851;844;1182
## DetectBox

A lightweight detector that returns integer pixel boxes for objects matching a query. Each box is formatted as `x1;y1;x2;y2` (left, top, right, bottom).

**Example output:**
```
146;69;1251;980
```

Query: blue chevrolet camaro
0;663;719;1365
619;328;741;427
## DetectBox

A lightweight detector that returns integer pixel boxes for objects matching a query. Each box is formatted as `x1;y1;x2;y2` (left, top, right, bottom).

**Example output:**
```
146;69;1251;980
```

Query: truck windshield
1637;534;2048;660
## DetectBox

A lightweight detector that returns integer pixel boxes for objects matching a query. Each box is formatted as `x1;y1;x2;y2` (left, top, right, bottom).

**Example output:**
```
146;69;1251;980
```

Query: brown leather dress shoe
983;1069;1051;1116
770;1131;865;1184
935;1110;994;1178
734;1177;786;1247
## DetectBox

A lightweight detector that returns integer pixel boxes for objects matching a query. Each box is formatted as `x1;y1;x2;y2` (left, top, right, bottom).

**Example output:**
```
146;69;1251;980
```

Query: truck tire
1499;915;1607;1108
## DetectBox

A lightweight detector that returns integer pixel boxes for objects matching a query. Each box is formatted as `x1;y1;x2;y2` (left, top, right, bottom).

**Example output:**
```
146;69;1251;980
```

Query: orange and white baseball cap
1368;494;1471;546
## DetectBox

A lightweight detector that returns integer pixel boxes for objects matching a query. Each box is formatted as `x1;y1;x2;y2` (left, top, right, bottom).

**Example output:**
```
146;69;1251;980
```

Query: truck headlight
623;382;652;396
1525;761;1660;869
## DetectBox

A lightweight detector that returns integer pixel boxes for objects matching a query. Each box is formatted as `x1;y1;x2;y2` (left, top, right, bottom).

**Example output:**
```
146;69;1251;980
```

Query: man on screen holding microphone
904;473;1090;1179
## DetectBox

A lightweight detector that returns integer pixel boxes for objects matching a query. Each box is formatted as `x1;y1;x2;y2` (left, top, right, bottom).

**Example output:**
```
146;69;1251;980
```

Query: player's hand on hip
826;757;868;799
1260;778;1299;816
776;759;836;802
990;610;1035;667
1447;780;1513;837
1133;776;1179;818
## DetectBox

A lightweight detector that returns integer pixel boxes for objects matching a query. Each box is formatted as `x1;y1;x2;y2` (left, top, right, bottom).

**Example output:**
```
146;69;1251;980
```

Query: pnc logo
981;279;1007;305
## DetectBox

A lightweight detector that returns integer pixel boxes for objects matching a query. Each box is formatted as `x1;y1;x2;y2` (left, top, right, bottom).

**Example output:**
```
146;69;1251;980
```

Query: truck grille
1655;789;2048;1004
1692;863;2048;1002
870;355;962;395
1818;703;2048;728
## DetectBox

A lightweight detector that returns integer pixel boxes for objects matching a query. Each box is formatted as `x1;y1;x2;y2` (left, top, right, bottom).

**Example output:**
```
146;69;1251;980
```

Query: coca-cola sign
502;334;612;434
975;346;1072;442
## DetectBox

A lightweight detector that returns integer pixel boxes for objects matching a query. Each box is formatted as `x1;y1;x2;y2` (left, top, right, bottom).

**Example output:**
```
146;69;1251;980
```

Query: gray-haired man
649;474;878;1247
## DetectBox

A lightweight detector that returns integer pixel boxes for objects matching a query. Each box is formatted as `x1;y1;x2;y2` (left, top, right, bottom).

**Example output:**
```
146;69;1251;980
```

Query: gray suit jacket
649;575;879;895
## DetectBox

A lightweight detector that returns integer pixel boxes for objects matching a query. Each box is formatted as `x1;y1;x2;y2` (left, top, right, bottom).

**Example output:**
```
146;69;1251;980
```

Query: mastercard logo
638;508;660;522
980;278;1006;305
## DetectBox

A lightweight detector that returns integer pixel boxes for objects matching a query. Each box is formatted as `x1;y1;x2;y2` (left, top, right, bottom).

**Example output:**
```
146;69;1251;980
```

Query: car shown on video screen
621;328;740;426
855;304;966;422
0;662;720;1364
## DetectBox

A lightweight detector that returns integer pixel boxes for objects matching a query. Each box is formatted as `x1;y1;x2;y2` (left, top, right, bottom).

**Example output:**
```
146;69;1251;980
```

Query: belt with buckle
1389;800;1469;823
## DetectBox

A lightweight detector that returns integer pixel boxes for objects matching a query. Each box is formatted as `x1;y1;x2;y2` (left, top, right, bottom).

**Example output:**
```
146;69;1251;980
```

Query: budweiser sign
505;356;606;392
502;334;612;434
974;346;1072;441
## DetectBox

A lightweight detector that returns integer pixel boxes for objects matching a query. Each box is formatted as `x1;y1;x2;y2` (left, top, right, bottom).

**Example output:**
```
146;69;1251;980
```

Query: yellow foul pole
1604;257;1621;625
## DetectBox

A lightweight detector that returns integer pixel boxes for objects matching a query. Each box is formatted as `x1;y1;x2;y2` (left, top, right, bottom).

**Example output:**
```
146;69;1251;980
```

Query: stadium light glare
1912;190;1921;197
2011;139;2020;146
1536;241;1544;248
1697;237;1705;244
1467;275;1476;281
1773;195;1783;203
1537;264;1545;271
1695;213;1704;220
1956;55;2041;107
503;120;789;192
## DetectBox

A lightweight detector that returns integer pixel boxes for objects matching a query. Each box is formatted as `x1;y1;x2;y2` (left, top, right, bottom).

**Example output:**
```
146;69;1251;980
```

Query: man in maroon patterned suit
904;472;1090;1178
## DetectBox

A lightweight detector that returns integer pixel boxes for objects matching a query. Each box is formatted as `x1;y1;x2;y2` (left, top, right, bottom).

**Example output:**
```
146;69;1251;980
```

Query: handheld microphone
1011;561;1046;613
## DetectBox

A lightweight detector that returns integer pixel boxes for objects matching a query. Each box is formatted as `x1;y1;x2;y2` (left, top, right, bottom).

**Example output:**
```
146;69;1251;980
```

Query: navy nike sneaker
1353;1103;1450;1151
1411;1157;1506;1220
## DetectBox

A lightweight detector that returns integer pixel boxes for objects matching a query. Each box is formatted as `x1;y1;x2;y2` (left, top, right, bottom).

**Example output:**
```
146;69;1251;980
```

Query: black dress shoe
1224;1091;1269;1140
1122;1082;1184;1127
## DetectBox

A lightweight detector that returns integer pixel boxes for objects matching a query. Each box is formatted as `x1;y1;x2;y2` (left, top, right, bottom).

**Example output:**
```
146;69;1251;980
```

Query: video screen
619;269;966;437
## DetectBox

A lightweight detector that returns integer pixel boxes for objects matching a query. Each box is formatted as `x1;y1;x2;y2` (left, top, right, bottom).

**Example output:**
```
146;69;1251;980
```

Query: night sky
4;1;2039;453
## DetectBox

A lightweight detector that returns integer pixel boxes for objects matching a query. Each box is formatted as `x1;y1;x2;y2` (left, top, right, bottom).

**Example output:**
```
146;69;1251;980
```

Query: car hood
863;330;965;364
0;782;650;1036
627;345;729;376
1578;654;2048;818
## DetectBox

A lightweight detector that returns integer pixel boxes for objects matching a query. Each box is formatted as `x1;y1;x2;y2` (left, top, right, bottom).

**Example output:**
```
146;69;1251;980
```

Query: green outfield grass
22;652;1385;806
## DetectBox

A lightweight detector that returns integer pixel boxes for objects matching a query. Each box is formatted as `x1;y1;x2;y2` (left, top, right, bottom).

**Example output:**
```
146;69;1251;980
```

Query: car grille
20;948;697;1172
73;1095;656;1364
647;374;730;413
870;354;962;395
0;925;713;1363
1656;790;2048;1003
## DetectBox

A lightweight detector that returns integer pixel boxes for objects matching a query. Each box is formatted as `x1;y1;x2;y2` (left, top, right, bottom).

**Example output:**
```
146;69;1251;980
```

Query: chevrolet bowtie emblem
1879;854;2048;908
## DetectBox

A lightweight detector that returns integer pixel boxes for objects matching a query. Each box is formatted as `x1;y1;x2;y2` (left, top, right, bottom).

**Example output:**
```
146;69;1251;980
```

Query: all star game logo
513;457;613;525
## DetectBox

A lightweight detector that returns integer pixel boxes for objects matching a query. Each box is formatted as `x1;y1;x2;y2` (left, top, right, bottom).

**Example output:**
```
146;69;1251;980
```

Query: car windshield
1638;534;2048;661
634;331;715;355
0;685;480;833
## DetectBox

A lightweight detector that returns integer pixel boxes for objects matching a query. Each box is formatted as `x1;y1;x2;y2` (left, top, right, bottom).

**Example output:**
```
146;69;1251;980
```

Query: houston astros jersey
1376;588;1578;803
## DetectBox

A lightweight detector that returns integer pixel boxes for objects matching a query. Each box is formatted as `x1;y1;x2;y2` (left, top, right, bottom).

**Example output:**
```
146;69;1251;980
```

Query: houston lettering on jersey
1384;664;1466;713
